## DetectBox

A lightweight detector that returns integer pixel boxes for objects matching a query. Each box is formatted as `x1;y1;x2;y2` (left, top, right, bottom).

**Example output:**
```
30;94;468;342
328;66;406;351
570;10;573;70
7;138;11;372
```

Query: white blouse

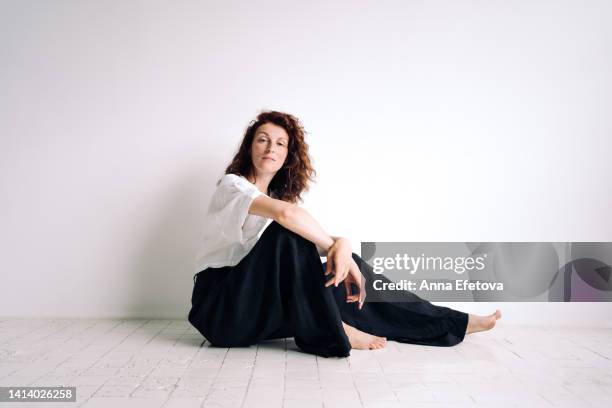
193;173;273;272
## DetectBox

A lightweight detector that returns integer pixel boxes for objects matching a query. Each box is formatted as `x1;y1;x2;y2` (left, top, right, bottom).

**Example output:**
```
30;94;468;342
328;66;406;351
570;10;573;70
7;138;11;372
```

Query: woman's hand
324;237;353;288
324;239;367;310
343;258;367;310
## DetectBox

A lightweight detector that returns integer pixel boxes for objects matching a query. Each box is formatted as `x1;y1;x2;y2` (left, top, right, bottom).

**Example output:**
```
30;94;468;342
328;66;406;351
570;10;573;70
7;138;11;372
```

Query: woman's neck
247;172;274;195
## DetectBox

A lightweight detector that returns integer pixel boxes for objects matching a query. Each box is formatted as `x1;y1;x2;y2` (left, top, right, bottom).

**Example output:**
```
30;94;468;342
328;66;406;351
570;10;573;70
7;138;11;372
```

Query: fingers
334;263;348;287
325;270;349;288
325;258;333;276
344;259;366;310
326;256;350;288
324;258;336;288
344;280;357;302
324;254;354;288
332;254;345;287
358;277;367;309
358;287;366;310
356;277;366;310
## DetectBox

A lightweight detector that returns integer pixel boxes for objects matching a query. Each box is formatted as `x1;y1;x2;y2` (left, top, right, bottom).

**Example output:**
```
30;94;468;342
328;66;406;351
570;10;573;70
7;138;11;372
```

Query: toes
370;337;386;349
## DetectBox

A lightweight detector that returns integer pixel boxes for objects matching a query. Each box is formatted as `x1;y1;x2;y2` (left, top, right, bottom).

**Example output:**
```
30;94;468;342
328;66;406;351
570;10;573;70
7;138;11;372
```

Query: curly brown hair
223;110;316;203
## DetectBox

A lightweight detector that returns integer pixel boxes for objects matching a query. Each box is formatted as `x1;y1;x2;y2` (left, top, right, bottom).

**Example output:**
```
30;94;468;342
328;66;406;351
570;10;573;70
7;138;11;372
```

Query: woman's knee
351;252;367;268
350;252;377;279
263;221;313;248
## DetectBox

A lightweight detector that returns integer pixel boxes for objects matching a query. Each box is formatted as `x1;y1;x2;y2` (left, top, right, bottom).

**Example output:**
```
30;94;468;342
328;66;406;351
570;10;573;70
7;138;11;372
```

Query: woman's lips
262;156;275;161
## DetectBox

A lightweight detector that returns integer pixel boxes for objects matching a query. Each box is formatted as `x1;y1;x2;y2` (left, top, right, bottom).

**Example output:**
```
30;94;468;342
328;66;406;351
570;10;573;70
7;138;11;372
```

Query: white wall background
1;0;611;325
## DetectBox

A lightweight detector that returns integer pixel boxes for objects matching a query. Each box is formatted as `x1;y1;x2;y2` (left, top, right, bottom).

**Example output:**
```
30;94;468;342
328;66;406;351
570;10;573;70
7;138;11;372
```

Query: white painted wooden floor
0;320;610;408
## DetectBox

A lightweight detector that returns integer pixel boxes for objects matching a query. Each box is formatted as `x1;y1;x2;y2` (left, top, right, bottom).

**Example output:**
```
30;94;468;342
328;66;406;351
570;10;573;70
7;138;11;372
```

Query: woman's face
250;122;289;177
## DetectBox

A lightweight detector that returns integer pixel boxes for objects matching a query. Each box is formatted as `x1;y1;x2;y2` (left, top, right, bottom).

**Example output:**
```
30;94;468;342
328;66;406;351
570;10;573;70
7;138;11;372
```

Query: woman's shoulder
217;173;247;186
216;173;261;195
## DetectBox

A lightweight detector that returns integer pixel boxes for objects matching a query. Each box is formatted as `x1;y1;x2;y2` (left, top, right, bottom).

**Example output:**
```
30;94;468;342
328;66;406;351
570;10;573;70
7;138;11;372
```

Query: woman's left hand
344;258;366;309
324;237;353;288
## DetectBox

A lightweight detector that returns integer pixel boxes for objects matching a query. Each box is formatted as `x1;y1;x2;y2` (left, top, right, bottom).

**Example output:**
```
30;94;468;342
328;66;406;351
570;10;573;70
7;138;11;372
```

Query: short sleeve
208;174;263;243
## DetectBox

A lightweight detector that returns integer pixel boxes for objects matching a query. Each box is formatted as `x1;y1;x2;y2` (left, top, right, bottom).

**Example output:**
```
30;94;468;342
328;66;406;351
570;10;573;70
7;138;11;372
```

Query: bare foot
342;322;387;350
466;309;502;334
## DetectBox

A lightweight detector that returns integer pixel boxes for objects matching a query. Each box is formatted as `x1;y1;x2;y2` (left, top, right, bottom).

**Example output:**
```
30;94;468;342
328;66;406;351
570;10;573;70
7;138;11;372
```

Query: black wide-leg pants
188;221;469;358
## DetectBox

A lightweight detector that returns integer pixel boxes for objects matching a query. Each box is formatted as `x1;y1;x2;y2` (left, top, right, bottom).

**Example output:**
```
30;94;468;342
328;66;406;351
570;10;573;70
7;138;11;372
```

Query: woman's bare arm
250;194;364;306
316;238;340;257
248;195;346;255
